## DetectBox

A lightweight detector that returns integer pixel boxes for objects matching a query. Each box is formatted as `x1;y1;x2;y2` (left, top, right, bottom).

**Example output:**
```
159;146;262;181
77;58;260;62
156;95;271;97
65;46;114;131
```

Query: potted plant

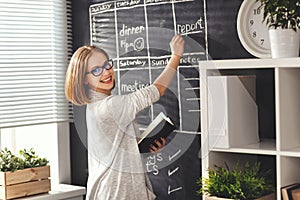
258;0;300;58
196;162;275;200
0;148;50;199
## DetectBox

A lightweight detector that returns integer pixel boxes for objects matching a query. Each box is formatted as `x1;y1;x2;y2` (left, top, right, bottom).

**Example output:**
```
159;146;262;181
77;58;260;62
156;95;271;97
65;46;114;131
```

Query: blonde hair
65;45;108;105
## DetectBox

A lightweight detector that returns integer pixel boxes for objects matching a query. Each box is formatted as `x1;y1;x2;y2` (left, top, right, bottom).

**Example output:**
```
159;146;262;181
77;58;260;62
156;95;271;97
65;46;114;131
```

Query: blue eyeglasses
85;59;113;77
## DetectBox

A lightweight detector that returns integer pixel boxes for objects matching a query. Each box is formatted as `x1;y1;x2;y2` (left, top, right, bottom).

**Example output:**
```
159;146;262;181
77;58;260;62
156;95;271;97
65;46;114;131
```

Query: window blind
0;0;73;128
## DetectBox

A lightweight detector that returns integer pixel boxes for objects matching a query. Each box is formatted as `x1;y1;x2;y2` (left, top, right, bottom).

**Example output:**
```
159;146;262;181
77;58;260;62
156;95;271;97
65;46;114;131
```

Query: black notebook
138;112;176;153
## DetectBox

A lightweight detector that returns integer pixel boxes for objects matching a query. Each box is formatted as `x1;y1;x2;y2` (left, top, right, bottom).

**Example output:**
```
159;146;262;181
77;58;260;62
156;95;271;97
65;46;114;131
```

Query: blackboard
89;0;203;199
69;0;274;196
206;0;253;59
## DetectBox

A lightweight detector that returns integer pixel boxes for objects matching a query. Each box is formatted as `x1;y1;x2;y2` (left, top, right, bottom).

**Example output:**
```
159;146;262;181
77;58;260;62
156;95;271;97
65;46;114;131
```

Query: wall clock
237;0;271;58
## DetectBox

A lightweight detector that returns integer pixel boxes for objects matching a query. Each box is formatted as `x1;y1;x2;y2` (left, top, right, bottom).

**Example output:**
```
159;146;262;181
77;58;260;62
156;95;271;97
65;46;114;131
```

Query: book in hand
138;112;176;153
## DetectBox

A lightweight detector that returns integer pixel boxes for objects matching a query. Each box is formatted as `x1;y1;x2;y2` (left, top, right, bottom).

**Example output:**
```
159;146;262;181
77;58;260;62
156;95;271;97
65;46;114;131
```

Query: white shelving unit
199;57;300;200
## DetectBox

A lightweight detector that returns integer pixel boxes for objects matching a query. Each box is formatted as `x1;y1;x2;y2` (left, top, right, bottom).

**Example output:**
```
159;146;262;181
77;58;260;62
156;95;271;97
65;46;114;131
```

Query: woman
65;35;184;200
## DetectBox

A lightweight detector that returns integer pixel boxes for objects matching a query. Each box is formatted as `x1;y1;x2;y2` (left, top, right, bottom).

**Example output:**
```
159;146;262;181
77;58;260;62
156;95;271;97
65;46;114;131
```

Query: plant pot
0;166;51;199
268;28;300;58
205;192;275;200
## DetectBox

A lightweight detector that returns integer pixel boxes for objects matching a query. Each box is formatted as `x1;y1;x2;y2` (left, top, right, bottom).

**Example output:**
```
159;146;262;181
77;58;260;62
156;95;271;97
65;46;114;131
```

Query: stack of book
282;183;300;200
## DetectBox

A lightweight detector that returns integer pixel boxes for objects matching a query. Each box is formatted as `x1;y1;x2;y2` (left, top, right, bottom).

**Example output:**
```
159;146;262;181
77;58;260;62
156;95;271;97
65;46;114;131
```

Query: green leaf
0;148;49;172
258;0;300;30
196;161;275;199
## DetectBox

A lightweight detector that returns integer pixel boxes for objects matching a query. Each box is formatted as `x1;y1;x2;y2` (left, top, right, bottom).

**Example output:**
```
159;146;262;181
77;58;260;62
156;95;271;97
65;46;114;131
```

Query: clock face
247;1;270;50
237;0;271;58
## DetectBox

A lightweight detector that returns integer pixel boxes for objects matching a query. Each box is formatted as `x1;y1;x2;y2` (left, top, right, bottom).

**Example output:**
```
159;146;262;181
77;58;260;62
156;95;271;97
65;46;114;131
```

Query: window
0;0;73;185
0;123;71;185
0;0;73;128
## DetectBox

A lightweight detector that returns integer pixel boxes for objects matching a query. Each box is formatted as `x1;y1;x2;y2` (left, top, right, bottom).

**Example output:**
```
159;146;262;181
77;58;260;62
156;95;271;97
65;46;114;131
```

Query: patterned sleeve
107;85;160;131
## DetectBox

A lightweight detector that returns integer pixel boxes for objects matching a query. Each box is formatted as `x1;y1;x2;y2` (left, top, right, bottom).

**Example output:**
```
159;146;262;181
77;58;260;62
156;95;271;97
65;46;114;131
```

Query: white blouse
85;85;160;200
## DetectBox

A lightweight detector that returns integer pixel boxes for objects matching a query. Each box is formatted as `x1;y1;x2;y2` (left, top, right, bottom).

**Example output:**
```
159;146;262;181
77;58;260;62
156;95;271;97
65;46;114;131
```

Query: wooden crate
0;166;51;199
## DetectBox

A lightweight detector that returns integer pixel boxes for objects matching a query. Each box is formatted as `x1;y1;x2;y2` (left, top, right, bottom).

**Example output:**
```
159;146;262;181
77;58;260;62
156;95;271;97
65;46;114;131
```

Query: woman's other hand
149;137;166;153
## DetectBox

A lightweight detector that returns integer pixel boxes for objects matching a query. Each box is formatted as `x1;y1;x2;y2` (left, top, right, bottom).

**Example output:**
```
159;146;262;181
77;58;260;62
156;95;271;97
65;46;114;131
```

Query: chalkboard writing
143;133;201;200
89;0;204;199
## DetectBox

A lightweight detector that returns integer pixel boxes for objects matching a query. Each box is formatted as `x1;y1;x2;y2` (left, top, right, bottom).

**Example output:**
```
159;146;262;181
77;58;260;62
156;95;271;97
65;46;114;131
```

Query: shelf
199;57;300;69
210;139;276;155
281;147;300;157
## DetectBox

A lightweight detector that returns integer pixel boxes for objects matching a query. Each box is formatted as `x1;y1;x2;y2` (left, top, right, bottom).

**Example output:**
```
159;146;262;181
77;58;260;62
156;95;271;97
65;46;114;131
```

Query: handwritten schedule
90;0;204;199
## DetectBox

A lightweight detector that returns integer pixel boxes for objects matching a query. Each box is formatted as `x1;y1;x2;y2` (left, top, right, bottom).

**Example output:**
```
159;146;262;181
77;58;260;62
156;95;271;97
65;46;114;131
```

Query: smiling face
85;50;115;95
